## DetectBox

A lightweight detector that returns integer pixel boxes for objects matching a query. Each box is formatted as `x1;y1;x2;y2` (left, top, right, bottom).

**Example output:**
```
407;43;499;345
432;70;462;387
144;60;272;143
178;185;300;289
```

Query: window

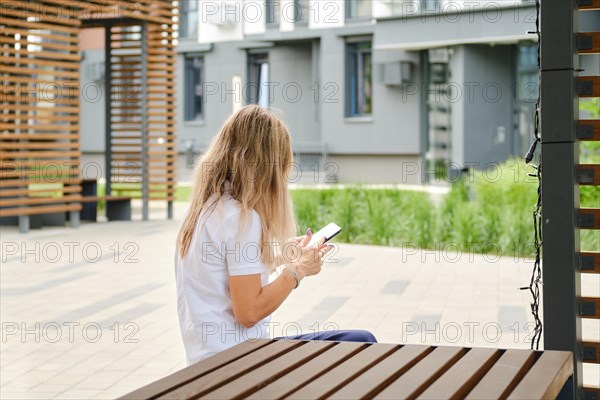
346;0;371;20
516;44;538;103
515;43;539;156
265;0;280;27
184;55;204;121
247;53;269;107
346;40;372;117
294;0;309;25
179;0;198;39
420;0;441;12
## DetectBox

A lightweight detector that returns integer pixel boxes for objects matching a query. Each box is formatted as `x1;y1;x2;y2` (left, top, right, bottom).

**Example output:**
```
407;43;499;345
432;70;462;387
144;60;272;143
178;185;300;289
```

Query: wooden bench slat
373;346;465;400
329;345;432;400
201;341;335;400
247;341;366;399
285;343;399;399
79;196;131;203
157;340;303;399
465;349;537;400
506;351;573;400
0;203;81;217
418;348;501;400
119;339;272;400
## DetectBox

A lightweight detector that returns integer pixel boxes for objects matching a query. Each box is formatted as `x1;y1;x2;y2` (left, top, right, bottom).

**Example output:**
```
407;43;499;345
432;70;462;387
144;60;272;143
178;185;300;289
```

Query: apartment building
80;1;598;183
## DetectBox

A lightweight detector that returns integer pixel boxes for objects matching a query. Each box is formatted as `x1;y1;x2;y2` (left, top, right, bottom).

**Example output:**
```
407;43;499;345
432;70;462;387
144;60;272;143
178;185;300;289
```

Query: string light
520;0;543;351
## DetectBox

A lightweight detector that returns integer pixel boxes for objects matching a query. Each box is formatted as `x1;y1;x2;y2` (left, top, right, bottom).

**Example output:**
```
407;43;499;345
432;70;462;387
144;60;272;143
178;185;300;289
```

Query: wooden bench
120;339;574;400
0;178;83;233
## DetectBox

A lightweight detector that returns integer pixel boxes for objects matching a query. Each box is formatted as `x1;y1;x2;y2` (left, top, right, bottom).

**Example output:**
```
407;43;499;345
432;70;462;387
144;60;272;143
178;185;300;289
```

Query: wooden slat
0;195;81;207
578;208;600;229
578;76;600;98
0;203;81;217
578;164;600;185
373;346;465;400
1;65;79;79
581;297;600;318
120;339;272;400
1;104;79;114
0;142;79;150
0;186;81;197
286;343;399;399
247;342;366;399
579;0;600;10
466;349;537;400
0;16;79;34
0;27;79;44
582;340;600;363
0;151;81;159
329;345;432;400
578;32;600;54
577;119;599;141
0;56;79;70
580;252;600;274
506;351;573;400
0;178;81;188
157;340;303;399
200;341;336;399
0;160;79;169
0;46;80;61
418;348;501;400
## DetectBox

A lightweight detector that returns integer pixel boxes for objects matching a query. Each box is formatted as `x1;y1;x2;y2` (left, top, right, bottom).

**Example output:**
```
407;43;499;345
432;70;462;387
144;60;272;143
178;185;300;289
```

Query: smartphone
307;223;342;247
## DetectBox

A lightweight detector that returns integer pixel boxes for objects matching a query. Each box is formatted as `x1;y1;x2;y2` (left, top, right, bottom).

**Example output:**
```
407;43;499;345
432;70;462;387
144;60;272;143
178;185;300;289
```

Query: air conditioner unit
377;61;414;86
206;1;238;27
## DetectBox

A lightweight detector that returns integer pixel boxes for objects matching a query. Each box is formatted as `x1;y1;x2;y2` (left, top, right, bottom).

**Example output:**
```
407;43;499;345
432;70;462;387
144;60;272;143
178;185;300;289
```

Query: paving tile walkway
1;203;598;399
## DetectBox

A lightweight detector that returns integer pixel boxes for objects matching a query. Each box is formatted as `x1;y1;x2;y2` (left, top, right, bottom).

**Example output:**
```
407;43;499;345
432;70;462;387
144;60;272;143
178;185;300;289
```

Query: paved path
1;204;598;399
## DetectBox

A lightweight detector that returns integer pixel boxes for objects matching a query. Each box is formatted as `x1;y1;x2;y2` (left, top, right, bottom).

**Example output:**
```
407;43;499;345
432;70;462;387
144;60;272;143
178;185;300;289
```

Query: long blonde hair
176;105;297;269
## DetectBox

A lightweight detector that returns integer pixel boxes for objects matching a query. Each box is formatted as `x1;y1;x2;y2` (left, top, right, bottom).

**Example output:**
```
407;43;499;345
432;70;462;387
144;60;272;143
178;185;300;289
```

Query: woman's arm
229;269;297;328
229;234;331;328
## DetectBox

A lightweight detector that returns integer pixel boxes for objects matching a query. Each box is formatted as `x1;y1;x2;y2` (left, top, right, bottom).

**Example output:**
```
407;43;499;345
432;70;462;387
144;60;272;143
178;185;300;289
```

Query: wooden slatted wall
0;1;83;218
146;18;176;203
577;2;600;398
0;0;176;223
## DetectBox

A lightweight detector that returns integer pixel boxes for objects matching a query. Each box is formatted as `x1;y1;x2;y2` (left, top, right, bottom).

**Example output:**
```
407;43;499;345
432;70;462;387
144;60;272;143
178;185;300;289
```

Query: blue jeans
277;329;377;343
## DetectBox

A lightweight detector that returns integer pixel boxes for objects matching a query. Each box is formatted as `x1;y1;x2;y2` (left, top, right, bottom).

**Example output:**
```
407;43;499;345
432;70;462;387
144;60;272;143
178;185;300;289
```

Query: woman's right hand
285;229;333;280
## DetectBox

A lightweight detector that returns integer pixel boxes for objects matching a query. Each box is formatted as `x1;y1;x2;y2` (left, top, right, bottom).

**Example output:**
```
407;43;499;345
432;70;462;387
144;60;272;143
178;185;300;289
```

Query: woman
175;105;376;364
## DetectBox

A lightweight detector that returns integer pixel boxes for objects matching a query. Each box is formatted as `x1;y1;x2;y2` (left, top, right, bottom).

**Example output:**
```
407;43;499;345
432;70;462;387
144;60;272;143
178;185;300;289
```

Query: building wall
77;0;546;184
268;42;320;144
319;29;422;156
176;41;246;152
328;154;422;184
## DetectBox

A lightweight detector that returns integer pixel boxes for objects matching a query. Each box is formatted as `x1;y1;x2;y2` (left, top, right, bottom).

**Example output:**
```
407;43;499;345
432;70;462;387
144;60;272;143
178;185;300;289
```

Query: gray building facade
79;1;598;184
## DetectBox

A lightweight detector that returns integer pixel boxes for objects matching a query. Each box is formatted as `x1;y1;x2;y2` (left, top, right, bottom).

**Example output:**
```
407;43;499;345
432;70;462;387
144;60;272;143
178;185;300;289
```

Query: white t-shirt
174;189;271;365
